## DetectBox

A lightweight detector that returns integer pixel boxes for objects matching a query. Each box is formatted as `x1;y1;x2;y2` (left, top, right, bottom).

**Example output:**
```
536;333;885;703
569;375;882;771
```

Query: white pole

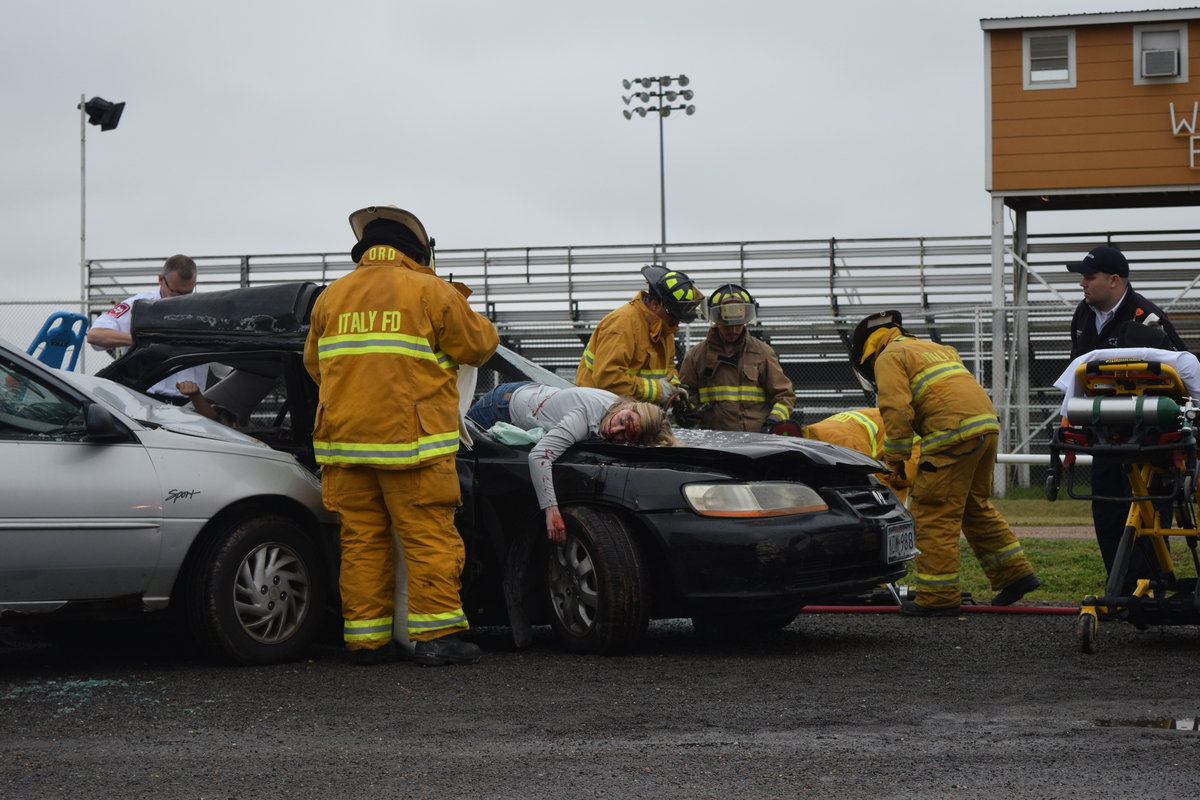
79;94;87;311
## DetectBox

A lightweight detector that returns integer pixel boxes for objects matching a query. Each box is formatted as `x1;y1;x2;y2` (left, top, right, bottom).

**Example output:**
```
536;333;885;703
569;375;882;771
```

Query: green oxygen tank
1065;396;1182;427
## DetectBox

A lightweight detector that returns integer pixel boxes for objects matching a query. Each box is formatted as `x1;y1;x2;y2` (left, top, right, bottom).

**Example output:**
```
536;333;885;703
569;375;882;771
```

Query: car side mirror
83;402;129;443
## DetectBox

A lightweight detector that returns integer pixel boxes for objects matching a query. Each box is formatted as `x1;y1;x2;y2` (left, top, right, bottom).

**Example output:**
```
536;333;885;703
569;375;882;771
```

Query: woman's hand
545;505;566;544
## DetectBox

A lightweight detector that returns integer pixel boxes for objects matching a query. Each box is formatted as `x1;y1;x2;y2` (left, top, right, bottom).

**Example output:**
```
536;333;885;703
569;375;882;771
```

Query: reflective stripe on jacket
575;292;678;402
678;326;794;432
803;408;884;459
303;247;498;469
872;332;999;458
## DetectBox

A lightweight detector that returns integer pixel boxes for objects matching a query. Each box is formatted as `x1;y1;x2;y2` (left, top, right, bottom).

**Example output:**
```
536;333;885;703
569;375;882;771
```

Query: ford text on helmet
348;205;434;266
706;283;759;327
641;264;703;323
849;310;904;389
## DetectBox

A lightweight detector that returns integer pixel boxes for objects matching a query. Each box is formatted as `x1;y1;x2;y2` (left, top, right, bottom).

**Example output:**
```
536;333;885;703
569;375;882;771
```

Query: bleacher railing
82;229;1200;489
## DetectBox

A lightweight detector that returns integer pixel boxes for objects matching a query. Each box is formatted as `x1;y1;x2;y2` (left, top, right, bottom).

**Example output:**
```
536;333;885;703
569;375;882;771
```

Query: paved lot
2;609;1197;800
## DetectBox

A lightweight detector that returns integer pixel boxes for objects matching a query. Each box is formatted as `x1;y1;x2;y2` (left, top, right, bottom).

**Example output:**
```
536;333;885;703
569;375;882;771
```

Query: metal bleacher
85;228;1200;486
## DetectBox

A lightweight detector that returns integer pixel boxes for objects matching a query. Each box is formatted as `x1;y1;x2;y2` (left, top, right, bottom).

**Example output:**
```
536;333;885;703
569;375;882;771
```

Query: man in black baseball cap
1064;244;1188;587
1066;245;1129;279
1065;245;1182;358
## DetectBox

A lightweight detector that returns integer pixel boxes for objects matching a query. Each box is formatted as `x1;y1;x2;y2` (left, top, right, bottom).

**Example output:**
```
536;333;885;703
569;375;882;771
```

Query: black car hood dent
553;428;886;511
565;428;885;471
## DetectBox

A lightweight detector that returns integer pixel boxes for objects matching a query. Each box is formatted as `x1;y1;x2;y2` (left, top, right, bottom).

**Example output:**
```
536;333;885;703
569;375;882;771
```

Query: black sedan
99;282;916;655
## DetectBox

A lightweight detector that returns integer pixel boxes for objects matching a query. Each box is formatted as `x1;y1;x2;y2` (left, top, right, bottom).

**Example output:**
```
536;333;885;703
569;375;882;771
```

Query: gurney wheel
1076;612;1099;654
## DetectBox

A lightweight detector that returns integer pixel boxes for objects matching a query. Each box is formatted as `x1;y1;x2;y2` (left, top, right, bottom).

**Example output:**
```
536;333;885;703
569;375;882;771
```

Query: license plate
885;520;917;563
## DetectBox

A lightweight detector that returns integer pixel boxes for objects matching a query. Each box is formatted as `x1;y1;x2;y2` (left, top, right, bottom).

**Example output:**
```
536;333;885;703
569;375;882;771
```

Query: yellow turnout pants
321;460;468;649
908;433;1034;608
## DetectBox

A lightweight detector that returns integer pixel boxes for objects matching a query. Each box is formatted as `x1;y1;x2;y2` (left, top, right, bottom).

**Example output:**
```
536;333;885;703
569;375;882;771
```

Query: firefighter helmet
850;310;905;389
348;205;433;265
641;265;703;323
706;283;759;327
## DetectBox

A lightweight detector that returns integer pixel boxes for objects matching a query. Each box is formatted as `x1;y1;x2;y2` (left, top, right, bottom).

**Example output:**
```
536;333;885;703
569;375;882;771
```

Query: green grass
992;486;1092;525
902;538;1199;604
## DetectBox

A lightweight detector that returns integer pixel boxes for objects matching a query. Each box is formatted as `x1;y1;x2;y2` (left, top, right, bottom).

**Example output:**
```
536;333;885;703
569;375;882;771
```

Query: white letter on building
1170;102;1198;135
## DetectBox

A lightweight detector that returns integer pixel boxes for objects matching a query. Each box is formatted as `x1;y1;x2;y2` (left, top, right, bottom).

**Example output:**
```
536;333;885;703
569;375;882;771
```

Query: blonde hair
601;397;678;446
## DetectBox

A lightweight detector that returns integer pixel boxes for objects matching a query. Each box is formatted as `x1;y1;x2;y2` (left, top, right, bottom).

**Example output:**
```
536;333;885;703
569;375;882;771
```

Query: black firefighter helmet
849;310;905;389
641;265;703;323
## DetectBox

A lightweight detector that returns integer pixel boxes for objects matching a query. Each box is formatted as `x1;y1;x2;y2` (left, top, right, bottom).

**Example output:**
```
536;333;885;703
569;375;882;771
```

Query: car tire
691;608;801;639
546;505;648;655
183;514;327;665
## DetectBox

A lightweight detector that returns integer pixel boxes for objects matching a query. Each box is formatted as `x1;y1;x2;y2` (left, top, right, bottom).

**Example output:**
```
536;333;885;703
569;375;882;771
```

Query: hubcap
547;535;599;636
233;542;310;643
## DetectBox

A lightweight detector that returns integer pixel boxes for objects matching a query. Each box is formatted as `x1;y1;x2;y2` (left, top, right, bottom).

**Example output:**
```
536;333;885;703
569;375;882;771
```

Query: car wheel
546;506;648;655
184;515;327;665
691;608;801;639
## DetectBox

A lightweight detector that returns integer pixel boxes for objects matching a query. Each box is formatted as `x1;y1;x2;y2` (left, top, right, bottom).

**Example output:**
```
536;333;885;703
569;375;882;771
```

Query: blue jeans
466;382;533;429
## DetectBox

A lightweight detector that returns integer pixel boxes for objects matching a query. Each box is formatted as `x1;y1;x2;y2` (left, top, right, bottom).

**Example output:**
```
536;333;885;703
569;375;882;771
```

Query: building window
1023;29;1076;90
1133;23;1188;86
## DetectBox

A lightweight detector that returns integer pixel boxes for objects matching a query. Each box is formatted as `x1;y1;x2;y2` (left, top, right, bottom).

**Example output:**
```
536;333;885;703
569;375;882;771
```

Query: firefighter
304;205;498;665
575;265;702;407
850;310;1040;616
678;284;796;432
800;408;917;504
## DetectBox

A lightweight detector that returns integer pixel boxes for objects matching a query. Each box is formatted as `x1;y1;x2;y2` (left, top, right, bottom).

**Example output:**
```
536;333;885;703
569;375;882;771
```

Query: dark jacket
1069;285;1186;359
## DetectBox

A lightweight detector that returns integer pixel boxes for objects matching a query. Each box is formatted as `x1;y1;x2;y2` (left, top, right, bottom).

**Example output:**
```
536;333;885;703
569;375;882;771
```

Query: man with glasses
87;254;208;399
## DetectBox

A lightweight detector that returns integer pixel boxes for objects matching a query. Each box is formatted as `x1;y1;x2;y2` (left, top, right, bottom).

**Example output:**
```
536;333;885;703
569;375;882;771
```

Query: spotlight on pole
81;97;125;131
619;74;697;245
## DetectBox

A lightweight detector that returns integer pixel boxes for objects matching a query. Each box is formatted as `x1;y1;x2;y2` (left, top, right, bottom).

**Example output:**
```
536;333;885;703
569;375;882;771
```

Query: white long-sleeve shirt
507;384;619;509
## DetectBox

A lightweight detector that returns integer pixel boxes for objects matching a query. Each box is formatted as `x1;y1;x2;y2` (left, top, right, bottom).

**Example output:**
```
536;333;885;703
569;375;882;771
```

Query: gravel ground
2;610;1197;800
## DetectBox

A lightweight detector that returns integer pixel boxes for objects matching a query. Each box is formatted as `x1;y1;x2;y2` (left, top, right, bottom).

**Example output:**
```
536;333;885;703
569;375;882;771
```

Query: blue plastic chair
26;312;90;371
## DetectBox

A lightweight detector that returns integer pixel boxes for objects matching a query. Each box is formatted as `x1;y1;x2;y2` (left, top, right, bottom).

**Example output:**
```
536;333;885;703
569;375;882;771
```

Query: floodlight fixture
81;96;125;131
78;92;127;355
618;74;697;245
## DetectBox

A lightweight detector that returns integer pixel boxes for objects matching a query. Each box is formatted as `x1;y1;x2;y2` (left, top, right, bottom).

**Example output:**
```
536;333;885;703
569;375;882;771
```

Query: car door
0;353;163;608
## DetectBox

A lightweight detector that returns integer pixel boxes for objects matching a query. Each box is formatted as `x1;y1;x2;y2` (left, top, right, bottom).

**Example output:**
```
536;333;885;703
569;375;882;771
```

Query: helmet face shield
706;283;758;327
709;299;757;327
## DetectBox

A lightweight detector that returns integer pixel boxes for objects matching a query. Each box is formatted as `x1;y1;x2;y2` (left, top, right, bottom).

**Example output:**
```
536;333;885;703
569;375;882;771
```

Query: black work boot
413;633;482;666
991;573;1041;606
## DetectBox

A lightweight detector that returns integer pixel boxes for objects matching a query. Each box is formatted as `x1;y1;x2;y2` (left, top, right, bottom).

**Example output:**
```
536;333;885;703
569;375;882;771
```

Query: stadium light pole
78;95;125;311
621;75;695;245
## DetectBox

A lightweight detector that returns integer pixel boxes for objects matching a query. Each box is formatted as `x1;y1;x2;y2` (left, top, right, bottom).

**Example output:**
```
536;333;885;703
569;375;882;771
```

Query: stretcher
1046;359;1200;652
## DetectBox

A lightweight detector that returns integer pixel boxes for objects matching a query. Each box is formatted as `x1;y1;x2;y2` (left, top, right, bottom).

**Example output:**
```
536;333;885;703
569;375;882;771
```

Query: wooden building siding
988;23;1200;192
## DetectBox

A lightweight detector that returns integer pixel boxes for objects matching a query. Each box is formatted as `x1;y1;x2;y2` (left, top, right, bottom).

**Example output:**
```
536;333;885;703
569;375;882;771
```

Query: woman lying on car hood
466;382;675;542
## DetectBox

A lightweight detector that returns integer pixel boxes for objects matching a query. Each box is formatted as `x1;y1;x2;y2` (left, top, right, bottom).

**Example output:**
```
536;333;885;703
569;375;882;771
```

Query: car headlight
682;481;829;518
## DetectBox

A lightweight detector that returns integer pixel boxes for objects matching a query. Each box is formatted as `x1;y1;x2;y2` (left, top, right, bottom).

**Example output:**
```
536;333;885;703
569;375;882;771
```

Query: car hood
58;371;273;448
567;428;886;471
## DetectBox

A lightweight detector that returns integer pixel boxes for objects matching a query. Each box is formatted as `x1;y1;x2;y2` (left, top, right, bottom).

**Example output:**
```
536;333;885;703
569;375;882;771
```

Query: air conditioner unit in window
1142;48;1180;77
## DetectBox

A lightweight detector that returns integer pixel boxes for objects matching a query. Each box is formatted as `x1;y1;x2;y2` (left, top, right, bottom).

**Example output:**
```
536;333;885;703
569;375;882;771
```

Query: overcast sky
4;0;1198;300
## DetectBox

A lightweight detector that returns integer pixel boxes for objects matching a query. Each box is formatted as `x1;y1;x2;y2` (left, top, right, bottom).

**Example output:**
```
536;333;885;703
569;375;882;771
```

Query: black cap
1066;246;1129;278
